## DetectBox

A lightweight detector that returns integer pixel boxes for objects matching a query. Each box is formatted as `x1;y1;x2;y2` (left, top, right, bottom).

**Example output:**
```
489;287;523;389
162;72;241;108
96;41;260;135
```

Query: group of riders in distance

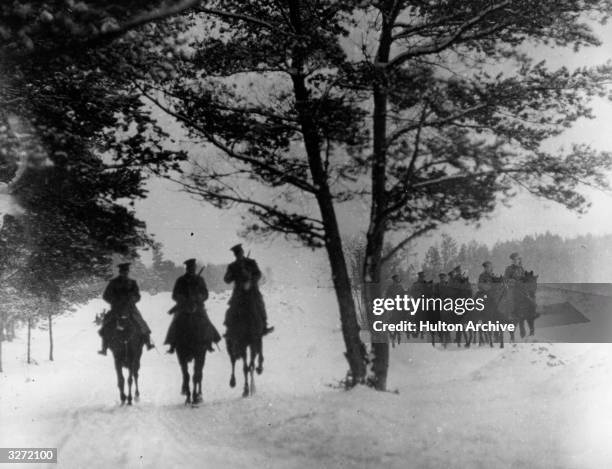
385;252;538;348
97;243;274;406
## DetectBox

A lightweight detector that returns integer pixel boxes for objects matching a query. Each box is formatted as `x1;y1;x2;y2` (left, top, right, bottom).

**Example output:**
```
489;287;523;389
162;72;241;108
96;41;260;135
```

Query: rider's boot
167;344;175;354
263;321;274;335
145;334;155;351
98;338;108;355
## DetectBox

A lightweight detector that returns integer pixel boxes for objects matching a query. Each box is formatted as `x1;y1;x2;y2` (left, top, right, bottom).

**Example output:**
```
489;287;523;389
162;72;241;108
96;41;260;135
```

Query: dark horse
174;311;209;405
484;272;538;347
108;313;144;405
437;278;473;348
225;294;264;397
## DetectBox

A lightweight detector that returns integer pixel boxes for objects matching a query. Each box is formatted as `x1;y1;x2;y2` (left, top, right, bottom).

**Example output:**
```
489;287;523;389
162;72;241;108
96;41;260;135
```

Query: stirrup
263;326;275;335
98;349;107;356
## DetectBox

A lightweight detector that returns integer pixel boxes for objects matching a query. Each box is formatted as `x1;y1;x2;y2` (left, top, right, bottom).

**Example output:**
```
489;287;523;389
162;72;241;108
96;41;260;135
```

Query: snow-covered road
1;287;611;468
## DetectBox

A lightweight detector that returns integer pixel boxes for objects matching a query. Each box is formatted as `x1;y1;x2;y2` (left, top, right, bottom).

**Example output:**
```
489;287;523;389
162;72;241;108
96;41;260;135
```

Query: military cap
118;262;131;271
439;273;447;278
391;273;400;280
482;261;492;268
230;243;243;253
510;252;520;260
184;258;196;267
453;265;462;272
417;271;425;276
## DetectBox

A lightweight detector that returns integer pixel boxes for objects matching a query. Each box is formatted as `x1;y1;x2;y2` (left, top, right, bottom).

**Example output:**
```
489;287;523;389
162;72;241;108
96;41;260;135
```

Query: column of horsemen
385;252;539;345
97;243;273;357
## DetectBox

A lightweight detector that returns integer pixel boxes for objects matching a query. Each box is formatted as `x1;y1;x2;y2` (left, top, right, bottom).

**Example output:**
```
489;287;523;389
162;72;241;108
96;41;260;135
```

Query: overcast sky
134;22;612;281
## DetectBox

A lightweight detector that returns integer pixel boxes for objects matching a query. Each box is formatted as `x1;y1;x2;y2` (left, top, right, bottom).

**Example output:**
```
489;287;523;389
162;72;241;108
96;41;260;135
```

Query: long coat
172;273;209;314
165;273;220;347
504;264;525;280
223;258;267;333
100;276;150;336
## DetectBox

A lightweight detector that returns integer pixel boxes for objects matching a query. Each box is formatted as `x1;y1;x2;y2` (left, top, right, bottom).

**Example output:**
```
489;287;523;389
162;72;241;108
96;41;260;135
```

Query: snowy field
1;286;612;468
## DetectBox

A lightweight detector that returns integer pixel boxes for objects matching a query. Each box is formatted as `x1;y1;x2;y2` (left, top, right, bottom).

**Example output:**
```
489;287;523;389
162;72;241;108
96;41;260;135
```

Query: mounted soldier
504;252;525;281
98;263;154;356
223;244;273;335
385;273;405;299
165;259;221;354
410;271;428;296
477;261;502;294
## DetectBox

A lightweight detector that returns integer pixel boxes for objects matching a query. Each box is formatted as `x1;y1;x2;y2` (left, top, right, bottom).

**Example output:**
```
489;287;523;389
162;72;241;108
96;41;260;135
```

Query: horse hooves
127;400;132;406
193;394;203;405
229;376;236;388
256;365;263;375
242;389;249;398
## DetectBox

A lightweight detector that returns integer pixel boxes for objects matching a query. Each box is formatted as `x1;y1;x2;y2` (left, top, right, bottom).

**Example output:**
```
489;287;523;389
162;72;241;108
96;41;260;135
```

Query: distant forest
417;232;612;283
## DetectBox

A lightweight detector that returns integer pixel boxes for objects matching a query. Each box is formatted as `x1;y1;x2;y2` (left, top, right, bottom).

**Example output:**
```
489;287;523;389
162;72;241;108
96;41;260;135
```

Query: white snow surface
1;286;612;469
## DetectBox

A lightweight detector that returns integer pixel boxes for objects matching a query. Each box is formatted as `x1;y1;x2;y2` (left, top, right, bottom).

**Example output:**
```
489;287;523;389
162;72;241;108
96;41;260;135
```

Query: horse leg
114;358;126;405
229;357;237;388
527;318;535;336
134;367;140;403
464;331;471;348
127;368;133;406
178;355;191;403
242;356;249;398
519;319;526;338
256;338;264;375
249;346;257;396
192;352;204;404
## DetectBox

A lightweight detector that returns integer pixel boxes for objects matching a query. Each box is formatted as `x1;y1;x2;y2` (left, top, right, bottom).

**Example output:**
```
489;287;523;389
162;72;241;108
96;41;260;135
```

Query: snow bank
1;286;611;468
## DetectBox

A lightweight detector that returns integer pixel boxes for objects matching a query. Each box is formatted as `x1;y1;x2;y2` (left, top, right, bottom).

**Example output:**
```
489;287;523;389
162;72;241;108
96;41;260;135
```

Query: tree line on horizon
416;232;612;285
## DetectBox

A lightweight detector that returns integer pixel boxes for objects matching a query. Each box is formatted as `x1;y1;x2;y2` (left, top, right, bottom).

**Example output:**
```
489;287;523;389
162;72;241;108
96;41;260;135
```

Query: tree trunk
364;10;395;391
7;317;15;341
287;0;367;385
0;312;4;373
48;311;54;362
27;316;32;365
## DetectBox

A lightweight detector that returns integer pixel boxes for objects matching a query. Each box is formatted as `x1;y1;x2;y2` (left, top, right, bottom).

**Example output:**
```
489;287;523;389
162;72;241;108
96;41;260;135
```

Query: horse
513;271;538;337
108;313;144;405
438;278;473;348
472;276;505;348
225;293;264;397
173;311;209;405
484;272;538;347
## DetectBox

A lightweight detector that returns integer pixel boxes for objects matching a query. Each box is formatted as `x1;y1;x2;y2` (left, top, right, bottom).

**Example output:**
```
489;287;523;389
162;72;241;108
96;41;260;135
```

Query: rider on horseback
504;252;525;281
98;263;154;355
164;258;221;354
223;244;273;335
478;261;502;293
